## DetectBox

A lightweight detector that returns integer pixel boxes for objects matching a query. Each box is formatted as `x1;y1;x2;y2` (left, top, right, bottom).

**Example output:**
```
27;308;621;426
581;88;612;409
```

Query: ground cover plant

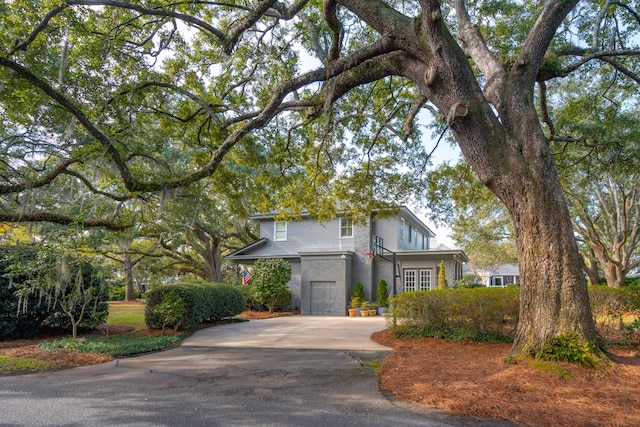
37;333;184;357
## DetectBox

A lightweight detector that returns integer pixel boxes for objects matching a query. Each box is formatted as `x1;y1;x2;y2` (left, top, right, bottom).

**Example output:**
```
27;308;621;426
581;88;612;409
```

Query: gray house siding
371;216;399;251
256;217;358;256
300;253;352;315
287;260;302;309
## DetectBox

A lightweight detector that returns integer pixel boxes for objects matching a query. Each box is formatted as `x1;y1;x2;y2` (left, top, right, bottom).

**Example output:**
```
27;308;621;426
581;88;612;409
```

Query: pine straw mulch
371;329;640;427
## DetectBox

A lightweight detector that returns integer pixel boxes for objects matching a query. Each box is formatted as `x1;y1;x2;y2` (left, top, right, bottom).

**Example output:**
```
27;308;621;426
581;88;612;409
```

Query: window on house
408;225;412;243
419;269;432;290
274;221;287;241
504;275;519;285
403;269;416;292
340;217;353;238
400;218;405;240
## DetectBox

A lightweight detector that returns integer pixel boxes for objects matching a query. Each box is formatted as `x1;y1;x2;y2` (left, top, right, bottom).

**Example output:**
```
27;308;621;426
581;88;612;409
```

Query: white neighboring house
628;255;640;278
464;263;520;287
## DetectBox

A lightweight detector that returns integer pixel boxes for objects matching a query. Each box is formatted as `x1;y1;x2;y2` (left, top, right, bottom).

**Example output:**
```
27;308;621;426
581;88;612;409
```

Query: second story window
340;217;353;238
274;221;287;241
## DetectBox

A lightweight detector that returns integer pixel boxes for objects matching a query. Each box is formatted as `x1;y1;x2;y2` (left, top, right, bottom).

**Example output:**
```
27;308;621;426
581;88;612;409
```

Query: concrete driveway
0;316;513;427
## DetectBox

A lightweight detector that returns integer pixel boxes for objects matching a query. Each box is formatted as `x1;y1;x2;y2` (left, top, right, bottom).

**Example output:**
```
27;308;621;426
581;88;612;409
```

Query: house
628;255;640;278
226;206;468;315
464;263;520;287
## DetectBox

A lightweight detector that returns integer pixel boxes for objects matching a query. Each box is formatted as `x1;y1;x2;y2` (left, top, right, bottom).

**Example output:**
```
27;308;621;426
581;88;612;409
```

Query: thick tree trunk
494;157;600;356
602;265;626;288
582;250;601;285
341;0;600;358
123;253;135;301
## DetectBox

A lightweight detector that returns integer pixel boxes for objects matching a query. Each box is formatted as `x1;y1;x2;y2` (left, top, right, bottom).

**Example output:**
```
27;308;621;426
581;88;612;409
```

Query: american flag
242;268;252;285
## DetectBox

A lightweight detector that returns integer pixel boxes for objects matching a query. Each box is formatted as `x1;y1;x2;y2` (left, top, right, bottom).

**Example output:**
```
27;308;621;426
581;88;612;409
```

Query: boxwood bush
389;287;520;342
145;280;245;331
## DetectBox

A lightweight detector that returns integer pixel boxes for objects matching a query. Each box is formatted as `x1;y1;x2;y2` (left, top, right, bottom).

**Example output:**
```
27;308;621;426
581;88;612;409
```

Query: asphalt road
0;317;515;427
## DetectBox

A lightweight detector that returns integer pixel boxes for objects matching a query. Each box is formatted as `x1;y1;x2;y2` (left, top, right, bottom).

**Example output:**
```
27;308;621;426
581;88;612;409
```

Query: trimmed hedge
589;285;640;326
145;280;245;331
389;286;640;343
389;288;520;342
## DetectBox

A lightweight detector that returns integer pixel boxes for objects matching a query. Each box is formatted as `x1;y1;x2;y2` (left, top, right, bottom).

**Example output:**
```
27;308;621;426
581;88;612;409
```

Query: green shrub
0;245;108;340
589;285;640;328
376;279;389;306
108;282;126;301
453;274;481;289
1;247;51;340
237;283;260;310
625;277;640;288
153;291;186;334
273;286;292;311
38;334;184;357
389;288;519;342
252;259;292;313
145;280;245;331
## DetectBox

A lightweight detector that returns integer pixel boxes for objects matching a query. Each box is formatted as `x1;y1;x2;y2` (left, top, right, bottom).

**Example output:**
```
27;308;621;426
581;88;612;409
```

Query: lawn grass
107;302;147;331
36;302;185;357
0;355;63;374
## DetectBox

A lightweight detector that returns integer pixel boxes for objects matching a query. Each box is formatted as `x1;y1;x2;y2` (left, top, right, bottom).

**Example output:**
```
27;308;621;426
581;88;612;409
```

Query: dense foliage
0;245;108;340
389;288;520;342
376;278;389;307
251;259;292;313
390;286;640;346
38;334;184;357
144;280;245;331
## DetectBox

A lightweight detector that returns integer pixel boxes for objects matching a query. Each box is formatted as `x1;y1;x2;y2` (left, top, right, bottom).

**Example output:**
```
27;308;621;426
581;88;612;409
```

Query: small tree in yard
153;291;186;335
252;259;291;313
376;279;389;307
438;261;448;290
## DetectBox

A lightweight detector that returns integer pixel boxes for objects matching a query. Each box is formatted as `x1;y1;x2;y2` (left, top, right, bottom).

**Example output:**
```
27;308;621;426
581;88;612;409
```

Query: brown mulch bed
372;330;640;427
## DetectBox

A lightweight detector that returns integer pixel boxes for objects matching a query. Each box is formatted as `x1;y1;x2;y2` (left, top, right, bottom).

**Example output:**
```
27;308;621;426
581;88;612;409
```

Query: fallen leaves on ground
372;330;640;427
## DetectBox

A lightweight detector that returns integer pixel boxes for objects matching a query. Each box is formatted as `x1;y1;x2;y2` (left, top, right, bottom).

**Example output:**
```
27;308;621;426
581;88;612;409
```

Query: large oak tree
2;1;639;357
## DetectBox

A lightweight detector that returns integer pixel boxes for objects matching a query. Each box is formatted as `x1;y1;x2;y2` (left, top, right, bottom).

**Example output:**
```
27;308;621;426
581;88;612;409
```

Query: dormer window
274;221;287;241
340;217;353;238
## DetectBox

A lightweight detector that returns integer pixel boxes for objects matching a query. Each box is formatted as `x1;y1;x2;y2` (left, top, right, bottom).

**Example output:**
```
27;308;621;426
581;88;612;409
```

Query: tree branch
0;212;130;231
452;0;506;108
0;158;79;195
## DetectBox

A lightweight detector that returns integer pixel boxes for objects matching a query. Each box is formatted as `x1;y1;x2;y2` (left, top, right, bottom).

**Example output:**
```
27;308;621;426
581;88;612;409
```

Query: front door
310;281;337;315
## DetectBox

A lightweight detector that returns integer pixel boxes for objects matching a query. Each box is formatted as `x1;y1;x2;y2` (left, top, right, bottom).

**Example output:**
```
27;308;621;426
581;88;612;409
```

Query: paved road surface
0;316;515;426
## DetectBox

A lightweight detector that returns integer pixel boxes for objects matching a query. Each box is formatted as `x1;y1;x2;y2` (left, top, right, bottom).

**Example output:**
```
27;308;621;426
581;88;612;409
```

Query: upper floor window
274;221;287;241
340;217;353;238
408;225;413;243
